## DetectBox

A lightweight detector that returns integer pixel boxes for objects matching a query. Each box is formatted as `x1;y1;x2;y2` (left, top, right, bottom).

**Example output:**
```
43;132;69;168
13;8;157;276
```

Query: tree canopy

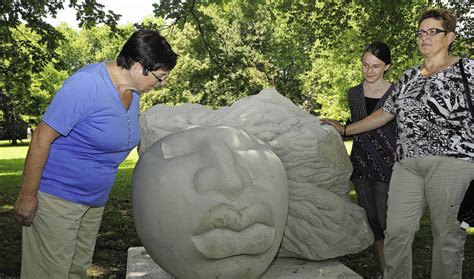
0;0;472;143
0;0;120;143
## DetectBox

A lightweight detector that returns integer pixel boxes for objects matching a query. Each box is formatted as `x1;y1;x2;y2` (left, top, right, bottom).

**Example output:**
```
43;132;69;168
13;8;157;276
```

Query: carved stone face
132;126;289;279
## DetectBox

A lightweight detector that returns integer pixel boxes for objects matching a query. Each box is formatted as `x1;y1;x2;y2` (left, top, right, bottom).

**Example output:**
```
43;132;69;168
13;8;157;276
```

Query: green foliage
1;0;472;136
445;1;474;57
304;29;361;120
0;0;119;143
150;0;472;120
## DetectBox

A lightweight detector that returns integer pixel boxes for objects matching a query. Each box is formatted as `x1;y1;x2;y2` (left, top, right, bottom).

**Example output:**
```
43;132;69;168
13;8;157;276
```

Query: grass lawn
1;140;473;278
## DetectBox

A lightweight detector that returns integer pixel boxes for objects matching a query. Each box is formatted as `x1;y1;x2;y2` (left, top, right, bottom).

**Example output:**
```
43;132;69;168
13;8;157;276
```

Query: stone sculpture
137;88;373;261
132;126;289;278
132;88;374;278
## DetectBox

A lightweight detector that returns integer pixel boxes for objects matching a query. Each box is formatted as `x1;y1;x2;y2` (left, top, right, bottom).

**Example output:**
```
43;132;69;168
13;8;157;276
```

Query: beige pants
21;192;104;279
384;156;474;279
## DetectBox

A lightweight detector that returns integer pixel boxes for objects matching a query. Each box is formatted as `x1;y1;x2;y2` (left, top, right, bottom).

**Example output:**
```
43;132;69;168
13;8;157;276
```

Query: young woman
347;41;396;277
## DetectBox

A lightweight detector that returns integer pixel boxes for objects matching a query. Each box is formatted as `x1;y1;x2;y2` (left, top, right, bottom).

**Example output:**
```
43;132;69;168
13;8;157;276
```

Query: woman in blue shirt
14;30;177;279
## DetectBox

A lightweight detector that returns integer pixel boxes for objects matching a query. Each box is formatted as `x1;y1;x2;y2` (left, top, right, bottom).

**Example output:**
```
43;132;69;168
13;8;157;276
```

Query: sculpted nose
193;140;252;199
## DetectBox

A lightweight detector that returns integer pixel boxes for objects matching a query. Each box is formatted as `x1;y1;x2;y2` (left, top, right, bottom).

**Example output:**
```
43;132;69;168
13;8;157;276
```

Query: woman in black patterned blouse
322;8;474;279
347;41;397;277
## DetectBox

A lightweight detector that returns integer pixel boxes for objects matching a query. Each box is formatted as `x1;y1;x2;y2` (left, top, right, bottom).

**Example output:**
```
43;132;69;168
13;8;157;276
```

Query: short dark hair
117;30;178;74
418;8;457;33
363;41;391;65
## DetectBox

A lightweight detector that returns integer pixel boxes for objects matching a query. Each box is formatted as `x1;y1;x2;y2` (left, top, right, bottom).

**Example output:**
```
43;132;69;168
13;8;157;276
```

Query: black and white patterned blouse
383;58;474;162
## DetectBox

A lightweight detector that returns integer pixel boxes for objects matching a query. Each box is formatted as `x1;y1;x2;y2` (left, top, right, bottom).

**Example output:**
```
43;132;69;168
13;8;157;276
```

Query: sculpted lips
191;202;275;259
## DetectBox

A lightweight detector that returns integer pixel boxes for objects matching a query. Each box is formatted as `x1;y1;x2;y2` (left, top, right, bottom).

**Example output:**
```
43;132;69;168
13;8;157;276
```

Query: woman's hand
14;193;38;226
14;121;60;226
320;118;344;135
321;109;395;136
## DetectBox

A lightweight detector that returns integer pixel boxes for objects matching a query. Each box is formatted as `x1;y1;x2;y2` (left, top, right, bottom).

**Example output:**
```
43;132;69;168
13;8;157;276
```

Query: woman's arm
14;121;60;225
320;108;395;136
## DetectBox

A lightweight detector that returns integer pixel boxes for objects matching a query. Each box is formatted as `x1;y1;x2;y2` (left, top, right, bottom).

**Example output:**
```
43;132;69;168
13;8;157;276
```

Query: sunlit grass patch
0;204;14;214
120;160;138;169
349;189;357;203
87;264;120;277
0;171;22;176
0;140;29;160
343;140;353;154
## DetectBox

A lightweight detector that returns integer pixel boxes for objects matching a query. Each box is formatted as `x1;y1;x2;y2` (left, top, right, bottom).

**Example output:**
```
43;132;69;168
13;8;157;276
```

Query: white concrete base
126;247;362;278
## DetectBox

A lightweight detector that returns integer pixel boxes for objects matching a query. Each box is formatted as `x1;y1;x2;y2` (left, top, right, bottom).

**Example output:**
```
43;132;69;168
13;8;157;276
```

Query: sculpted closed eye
161;142;176;159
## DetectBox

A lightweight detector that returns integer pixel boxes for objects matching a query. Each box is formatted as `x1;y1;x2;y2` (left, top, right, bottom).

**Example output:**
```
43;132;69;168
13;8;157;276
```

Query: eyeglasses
150;71;167;85
416;28;447;38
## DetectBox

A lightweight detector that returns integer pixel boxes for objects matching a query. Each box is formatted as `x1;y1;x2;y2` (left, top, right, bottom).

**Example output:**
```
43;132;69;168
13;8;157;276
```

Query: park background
1;0;473;277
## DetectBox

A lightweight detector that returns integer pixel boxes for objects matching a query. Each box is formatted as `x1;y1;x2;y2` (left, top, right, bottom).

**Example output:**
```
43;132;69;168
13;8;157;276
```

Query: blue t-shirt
40;62;140;206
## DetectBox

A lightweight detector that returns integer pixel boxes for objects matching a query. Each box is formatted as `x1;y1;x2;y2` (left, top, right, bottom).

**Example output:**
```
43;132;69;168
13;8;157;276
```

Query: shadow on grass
0;201;22;277
0;158;24;171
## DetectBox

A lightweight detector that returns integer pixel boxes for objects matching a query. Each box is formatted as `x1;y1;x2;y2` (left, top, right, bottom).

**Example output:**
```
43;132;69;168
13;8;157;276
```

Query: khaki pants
21;192;104;279
384;156;474;279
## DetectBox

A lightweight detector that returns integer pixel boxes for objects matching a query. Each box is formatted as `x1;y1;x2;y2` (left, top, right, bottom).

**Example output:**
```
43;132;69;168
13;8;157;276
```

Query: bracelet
343;125;347;138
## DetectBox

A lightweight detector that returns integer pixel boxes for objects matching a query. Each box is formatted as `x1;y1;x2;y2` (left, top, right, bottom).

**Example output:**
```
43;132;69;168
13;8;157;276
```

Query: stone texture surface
262;257;362;278
127;247;171;279
126;247;363;279
138;88;373;261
